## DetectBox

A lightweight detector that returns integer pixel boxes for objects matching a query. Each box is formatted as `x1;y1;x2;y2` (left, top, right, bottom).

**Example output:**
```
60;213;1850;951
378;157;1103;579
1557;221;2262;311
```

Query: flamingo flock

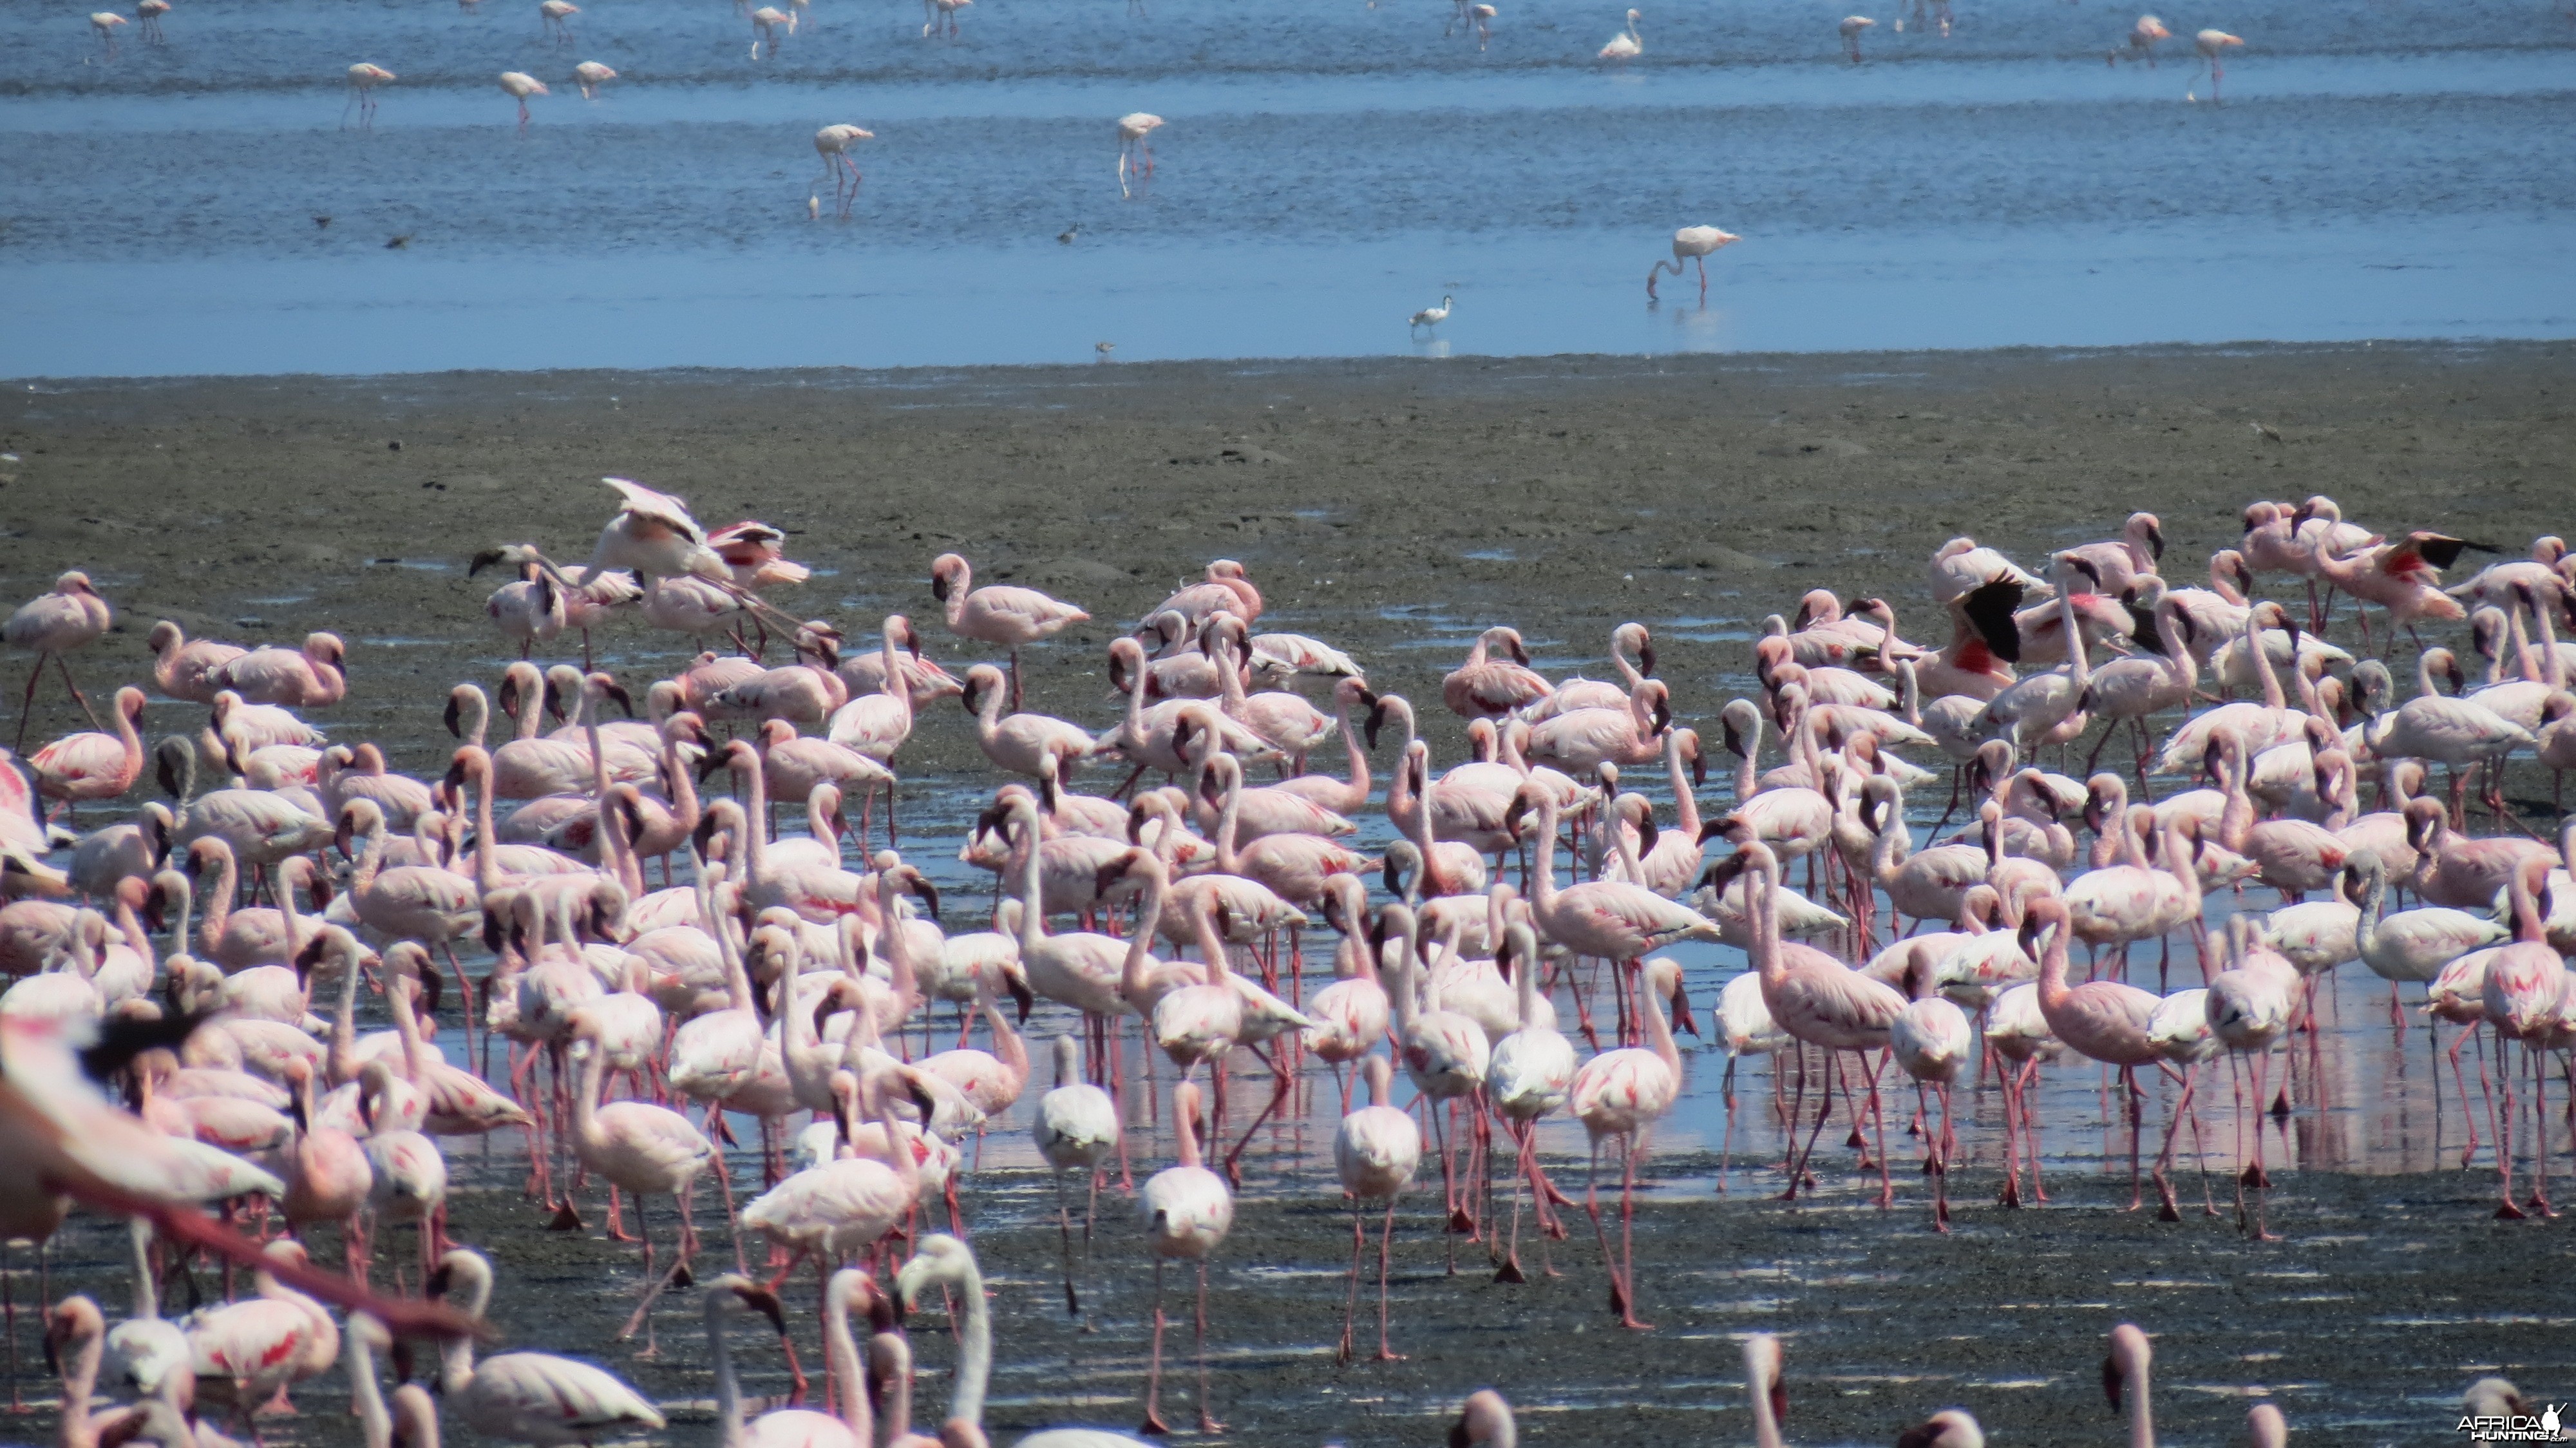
1;474;2571;1443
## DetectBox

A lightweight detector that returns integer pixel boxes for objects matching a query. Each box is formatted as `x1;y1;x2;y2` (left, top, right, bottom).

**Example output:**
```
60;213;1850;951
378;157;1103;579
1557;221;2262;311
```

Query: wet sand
7;341;2576;1445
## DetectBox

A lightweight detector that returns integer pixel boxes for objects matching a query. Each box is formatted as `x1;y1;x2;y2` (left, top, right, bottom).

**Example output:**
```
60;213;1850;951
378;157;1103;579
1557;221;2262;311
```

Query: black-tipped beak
1637;638;1658;678
1008;975;1034;1025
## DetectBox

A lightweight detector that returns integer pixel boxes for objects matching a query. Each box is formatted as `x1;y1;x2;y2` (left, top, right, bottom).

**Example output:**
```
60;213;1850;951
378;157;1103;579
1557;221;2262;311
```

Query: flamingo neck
822;1281;873;1442
347;1323;390;1448
705;1294;746;1440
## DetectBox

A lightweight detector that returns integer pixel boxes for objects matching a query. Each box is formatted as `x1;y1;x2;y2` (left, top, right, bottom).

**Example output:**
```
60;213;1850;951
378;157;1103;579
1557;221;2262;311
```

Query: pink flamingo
428;1248;668;1443
1033;1034;1119;1320
6;571;112;748
961;664;1096;781
931;553;1088;707
344;63;395;127
540;0;578;42
2114;13;2168;63
1598;6;1641;60
1839;14;1874;59
2305;528;2479;648
2202;919;2302;1236
1146;559;1261;627
565;1018;714;1349
1331;1055;1421;1362
2482;855;2562;1219
498;71;548;129
135;0;167;39
705;1272;872;1448
1116;113;1163;189
1736;841;1903;1205
144;620;243;705
1139;1080;1232;1435
574;60;616;97
2190;28;2242;100
2104;1323;2157;1445
1644;226;1739;301
207;633;346;709
90;12;126;55
1442;626;1554;720
2023;894;2165;1209
29;686;145;821
1486;920;1575;1281
1567;953;1687;1329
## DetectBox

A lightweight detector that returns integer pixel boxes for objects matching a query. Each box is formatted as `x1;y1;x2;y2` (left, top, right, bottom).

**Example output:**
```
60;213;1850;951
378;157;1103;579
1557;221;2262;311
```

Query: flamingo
1116;113;1164;189
1384;902;1490;1249
135;0;167;39
1330;1055;1419;1363
1409;295;1454;332
345;63;395;126
2202;919;2303;1235
931;554;1086;707
499;71;549;129
574;60;616;97
2116;13;2168;62
540;0;578;43
1891;964;1973;1232
6;571;112;749
179;1239;339;1429
2482;855;2562;1219
1598;7;1641;61
90;12;128;55
1644;225;1739;301
1839;14;1875;59
1566;954;1687;1329
1484;919;1576;1279
564;1020;713;1349
207;633;346;709
750;5;795;55
427;1249;668;1445
1441;627;1551;720
1732;841;1903;1206
2024;895;2165;1209
1138;1079;1231;1435
705;1273;873;1448
1033;1034;1118;1322
923;0;969;35
2190;28;2242;100
30;686;146;819
2104;1323;2157;1445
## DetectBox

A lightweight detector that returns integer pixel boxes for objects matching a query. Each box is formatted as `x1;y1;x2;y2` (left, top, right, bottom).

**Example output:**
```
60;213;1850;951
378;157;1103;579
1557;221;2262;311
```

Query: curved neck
1638;963;1679;1078
198;845;238;946
1326;692;1369;806
2057;584;2091;689
2124;1353;2155;1448
880;624;914;716
348;1327;390;1448
1666;732;1701;836
732;757;773;882
823;1282;873;1442
2034;917;2073;1015
471;756;504;894
462;690;490;751
706;1297;746;1443
947;1256;990;1427
1012;815;1046;951
1747;1353;1783;1448
1524;794;1560;911
438;1262;488;1393
2248;608;2286;710
2533;595;2568;691
327;936;365;1087
1120;869;1168;1000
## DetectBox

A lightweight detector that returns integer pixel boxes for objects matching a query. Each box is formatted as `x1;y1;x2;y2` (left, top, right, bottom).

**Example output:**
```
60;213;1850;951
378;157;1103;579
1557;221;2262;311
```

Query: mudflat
6;341;2575;1447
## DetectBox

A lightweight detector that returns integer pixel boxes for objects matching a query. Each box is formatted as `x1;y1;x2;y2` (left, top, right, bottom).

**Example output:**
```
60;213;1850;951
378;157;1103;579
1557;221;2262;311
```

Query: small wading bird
1645;225;1740;301
1409;295;1454;332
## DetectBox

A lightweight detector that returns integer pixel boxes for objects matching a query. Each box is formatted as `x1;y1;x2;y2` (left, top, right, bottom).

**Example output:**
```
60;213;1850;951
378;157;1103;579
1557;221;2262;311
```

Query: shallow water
3;0;2570;374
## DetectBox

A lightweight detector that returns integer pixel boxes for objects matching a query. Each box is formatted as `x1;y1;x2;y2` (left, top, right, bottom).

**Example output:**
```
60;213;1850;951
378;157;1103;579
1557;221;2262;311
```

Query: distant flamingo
344;64;396;127
2025;894;2166;1208
1117;113;1164;190
1409;294;1454;332
2114;13;2168;64
1598;7;1641;61
1645;225;1739;301
923;0;969;36
30;686;146;820
1840;14;1875;59
2190;28;2241;100
207;632;346;709
814;124;875;218
1332;1056;1420;1363
932;553;1088;707
574;61;616;97
499;71;549;128
90;12;127;55
6;571;112;748
751;6;795;57
1466;3;1495;47
540;0;578;43
1033;1034;1118;1322
136;0;167;41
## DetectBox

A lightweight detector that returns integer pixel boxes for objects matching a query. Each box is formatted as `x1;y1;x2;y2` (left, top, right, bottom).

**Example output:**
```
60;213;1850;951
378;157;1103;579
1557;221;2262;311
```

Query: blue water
1;0;2570;375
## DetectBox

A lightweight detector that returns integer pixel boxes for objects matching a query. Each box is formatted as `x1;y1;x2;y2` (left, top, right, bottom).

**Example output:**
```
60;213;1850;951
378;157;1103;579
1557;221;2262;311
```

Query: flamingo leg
1192;1259;1222;1433
1139;1256;1171;1434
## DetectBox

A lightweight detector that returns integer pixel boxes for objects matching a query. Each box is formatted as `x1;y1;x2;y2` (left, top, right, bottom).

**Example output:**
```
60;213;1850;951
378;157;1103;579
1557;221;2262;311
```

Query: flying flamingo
1033;1034;1119;1322
1139;1080;1232;1435
540;0;578;43
90;12;127;55
1598;7;1641;61
1840;14;1875;59
574;61;616;97
6;571;112;748
1644;225;1740;301
1117;113;1164;190
1567;953;1688;1328
2190;28;2242;100
499;71;549;128
931;553;1088;707
427;1248;669;1444
814;124;875;218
